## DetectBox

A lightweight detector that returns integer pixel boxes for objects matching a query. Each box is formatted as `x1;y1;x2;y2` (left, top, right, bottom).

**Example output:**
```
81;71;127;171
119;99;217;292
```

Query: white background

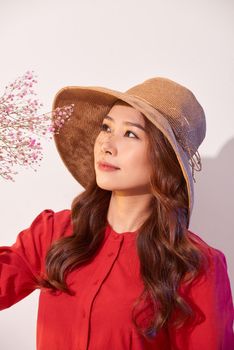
0;0;233;348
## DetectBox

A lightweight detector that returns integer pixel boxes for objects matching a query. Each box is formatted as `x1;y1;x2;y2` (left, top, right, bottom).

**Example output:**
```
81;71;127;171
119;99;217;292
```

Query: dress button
107;252;114;257
93;279;99;285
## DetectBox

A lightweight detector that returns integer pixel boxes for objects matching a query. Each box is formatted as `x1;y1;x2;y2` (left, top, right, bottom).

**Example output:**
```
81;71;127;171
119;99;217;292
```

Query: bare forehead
107;102;145;123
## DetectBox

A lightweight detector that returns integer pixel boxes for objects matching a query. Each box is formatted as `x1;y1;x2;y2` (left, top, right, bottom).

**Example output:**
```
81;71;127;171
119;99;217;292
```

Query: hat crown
126;77;206;154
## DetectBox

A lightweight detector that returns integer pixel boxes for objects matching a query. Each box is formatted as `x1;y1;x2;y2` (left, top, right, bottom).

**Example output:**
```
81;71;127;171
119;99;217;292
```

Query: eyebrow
103;115;146;132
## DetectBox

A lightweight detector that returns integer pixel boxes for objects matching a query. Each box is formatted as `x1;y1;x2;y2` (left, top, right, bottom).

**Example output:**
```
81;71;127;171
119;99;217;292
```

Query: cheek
122;150;151;185
123;146;150;170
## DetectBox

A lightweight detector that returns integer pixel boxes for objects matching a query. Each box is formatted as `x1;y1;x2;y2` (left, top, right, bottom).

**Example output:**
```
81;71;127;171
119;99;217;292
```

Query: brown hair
36;100;209;339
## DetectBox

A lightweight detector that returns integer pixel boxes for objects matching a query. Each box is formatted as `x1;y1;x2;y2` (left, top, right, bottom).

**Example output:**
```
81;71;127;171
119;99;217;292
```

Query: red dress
0;209;233;349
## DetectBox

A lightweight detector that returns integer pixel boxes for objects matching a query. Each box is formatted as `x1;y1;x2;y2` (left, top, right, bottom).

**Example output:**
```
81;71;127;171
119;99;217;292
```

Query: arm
168;248;234;350
0;210;58;310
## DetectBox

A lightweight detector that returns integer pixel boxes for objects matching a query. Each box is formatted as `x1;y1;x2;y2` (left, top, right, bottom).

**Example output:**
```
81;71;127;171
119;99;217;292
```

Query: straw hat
52;77;206;223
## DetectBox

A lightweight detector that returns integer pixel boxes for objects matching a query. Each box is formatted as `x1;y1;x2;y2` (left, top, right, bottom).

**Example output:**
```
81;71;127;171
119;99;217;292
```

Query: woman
0;77;233;349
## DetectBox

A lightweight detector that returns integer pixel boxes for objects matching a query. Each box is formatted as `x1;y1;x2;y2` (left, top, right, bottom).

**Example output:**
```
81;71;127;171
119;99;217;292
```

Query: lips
98;161;120;169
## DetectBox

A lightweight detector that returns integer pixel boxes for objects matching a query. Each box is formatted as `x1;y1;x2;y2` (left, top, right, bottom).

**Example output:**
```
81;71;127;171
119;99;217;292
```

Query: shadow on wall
190;137;234;296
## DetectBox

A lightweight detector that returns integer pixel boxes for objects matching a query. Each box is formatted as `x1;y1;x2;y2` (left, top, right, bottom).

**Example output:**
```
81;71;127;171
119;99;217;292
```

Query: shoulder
169;231;234;347
44;208;72;230
186;229;228;279
12;208;73;254
31;208;73;241
187;229;225;257
183;230;233;316
7;209;73;277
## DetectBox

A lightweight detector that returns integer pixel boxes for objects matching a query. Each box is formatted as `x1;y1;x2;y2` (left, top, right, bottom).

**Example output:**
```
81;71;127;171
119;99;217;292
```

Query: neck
107;189;153;233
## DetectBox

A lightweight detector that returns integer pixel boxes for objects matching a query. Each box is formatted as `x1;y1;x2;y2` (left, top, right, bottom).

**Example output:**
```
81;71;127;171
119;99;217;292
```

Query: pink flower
0;71;74;181
29;139;36;147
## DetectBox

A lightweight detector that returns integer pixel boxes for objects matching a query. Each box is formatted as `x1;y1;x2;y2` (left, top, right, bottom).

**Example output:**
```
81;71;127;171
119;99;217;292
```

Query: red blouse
0;209;233;349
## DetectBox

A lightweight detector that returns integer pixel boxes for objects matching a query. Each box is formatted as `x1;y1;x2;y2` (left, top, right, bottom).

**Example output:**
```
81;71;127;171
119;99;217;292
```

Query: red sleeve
0;209;71;310
168;247;234;349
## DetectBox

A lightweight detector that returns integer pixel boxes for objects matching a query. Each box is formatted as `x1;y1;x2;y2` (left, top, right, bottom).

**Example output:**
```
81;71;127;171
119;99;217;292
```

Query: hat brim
52;85;194;218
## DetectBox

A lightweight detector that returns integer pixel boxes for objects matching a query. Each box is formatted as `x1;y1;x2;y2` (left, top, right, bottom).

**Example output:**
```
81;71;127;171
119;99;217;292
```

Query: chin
95;178;119;191
96;182;114;191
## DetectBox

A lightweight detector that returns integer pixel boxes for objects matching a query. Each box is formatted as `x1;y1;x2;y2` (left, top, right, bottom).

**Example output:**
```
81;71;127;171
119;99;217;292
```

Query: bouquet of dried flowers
0;71;74;181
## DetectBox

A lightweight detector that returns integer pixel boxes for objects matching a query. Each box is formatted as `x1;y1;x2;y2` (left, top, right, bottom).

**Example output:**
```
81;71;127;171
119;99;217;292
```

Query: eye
100;123;138;139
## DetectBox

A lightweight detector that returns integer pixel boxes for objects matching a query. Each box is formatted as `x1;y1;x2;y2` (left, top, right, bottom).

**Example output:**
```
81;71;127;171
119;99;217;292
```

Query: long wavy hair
36;100;209;339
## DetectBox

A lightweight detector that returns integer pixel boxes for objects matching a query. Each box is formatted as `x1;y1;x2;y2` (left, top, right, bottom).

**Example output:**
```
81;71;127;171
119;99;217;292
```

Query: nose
101;141;114;154
100;134;118;155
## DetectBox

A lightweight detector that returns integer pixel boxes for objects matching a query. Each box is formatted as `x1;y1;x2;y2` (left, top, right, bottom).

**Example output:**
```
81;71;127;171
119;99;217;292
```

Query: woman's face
94;103;152;195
